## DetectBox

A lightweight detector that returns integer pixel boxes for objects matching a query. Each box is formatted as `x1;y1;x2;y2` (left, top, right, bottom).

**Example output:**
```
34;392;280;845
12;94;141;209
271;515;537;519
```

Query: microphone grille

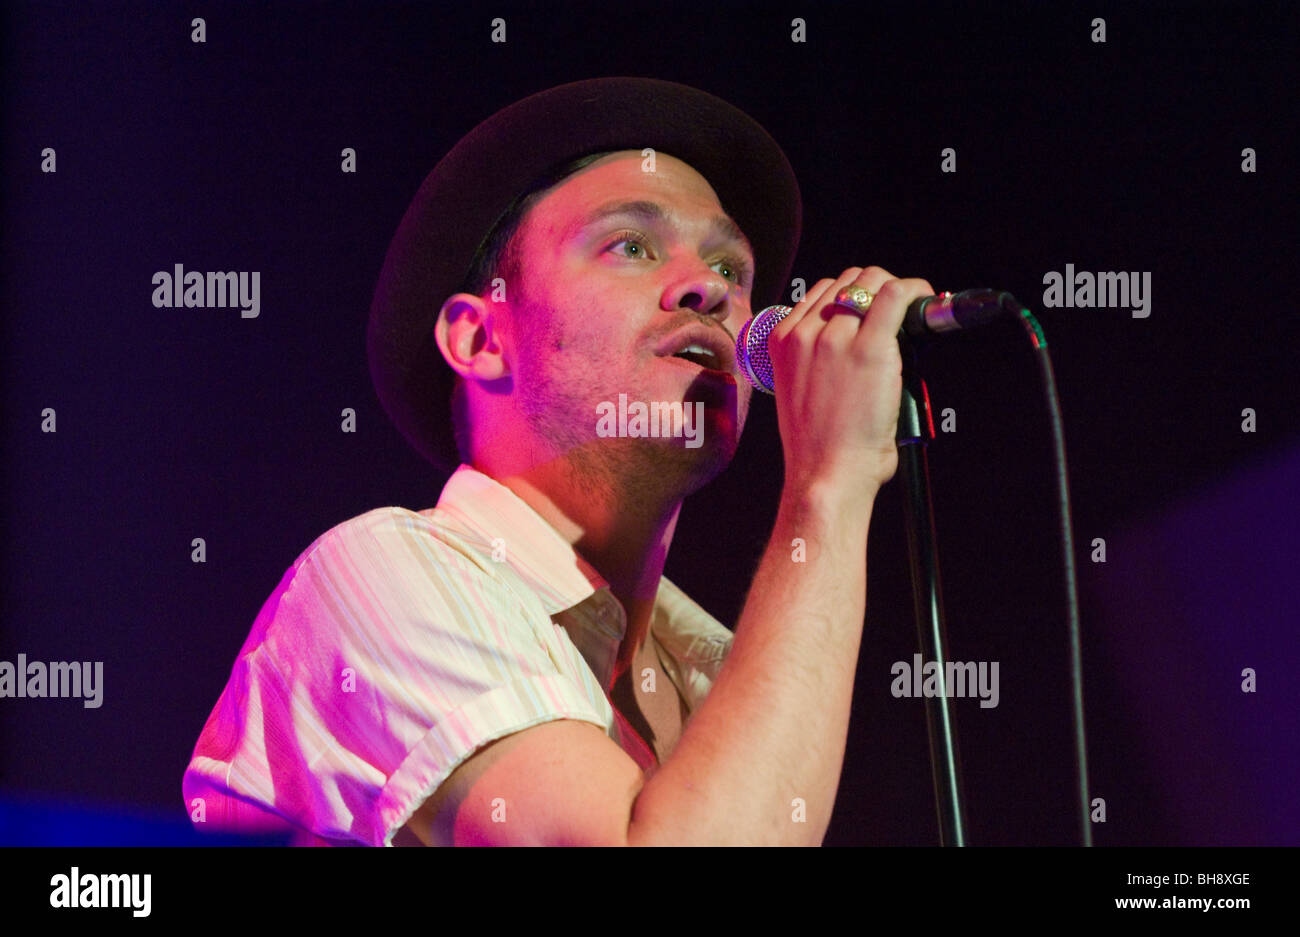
736;305;793;394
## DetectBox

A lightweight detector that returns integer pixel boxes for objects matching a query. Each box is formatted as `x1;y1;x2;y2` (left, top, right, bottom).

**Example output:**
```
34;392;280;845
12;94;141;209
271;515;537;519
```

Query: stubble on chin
510;304;742;507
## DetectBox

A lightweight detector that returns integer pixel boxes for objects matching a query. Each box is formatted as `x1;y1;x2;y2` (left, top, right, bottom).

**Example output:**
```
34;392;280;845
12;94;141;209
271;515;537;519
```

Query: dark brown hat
366;76;802;474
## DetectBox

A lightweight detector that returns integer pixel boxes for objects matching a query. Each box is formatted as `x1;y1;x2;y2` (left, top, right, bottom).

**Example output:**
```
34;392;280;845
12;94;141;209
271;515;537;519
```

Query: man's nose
663;267;731;320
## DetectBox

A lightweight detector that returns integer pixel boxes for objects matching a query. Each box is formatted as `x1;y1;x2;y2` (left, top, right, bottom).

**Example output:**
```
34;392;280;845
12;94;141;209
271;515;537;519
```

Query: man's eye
714;257;751;285
607;232;651;259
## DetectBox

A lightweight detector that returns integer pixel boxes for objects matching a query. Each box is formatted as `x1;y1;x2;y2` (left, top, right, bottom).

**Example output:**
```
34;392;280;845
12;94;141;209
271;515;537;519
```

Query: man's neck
481;454;685;677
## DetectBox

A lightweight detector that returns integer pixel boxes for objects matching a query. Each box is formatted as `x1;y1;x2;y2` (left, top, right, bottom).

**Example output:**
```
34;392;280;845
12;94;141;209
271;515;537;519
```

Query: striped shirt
182;464;735;846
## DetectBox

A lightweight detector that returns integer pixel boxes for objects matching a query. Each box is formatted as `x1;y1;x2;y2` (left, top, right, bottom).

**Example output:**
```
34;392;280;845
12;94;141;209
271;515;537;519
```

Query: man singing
183;77;934;845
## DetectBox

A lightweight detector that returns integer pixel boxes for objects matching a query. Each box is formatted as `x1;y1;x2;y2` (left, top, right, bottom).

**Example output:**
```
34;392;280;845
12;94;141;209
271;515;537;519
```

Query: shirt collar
432;464;611;614
429;465;731;696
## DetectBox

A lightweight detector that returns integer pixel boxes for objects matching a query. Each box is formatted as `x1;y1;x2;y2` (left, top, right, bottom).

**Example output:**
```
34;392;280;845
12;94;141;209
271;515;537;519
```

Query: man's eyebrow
574;199;754;259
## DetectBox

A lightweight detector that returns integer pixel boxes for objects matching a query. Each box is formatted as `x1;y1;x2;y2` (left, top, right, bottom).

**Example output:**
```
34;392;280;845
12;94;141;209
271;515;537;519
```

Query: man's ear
434;293;510;382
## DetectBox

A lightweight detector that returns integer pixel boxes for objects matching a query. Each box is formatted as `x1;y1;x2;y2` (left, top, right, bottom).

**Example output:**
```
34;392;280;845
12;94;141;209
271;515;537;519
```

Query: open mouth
669;345;729;373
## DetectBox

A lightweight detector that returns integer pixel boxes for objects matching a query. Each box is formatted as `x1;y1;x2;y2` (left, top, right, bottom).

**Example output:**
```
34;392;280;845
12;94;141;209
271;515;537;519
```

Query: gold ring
830;285;875;316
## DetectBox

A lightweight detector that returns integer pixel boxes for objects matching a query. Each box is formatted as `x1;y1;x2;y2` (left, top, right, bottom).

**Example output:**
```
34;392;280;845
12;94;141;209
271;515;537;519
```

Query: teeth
677;344;715;357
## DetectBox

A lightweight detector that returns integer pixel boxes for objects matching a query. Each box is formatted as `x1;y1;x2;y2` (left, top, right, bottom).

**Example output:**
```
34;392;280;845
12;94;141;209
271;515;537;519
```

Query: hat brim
367;76;802;474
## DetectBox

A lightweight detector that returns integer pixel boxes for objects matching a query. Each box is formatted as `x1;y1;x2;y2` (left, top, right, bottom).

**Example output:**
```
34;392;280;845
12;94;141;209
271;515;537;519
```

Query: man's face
501;149;755;489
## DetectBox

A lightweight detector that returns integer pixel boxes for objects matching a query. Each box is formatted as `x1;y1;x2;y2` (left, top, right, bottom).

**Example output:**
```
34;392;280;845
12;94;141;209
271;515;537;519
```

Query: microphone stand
895;334;969;846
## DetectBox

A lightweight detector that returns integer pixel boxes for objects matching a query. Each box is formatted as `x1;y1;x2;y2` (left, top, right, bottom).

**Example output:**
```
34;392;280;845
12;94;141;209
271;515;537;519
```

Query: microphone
736;288;1025;393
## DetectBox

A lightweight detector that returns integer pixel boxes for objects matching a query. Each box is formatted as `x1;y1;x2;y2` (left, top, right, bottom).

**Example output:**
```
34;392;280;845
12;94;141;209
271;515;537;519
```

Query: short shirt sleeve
182;507;615;846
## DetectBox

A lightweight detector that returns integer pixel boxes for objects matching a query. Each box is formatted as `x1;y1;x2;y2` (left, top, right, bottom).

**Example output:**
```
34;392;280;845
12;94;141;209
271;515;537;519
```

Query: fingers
764;265;936;388
770;268;863;341
851;275;935;347
783;266;930;348
762;265;937;494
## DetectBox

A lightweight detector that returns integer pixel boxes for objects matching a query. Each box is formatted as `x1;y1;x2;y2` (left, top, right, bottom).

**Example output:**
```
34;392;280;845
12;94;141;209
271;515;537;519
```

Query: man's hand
767;266;935;506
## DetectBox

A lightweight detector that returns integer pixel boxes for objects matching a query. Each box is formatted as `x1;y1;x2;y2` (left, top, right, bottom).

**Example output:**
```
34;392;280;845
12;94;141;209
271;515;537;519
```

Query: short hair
449;149;618;465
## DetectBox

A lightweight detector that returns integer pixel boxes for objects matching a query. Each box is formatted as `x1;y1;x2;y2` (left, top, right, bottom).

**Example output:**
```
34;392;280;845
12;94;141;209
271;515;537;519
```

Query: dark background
2;0;1296;846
